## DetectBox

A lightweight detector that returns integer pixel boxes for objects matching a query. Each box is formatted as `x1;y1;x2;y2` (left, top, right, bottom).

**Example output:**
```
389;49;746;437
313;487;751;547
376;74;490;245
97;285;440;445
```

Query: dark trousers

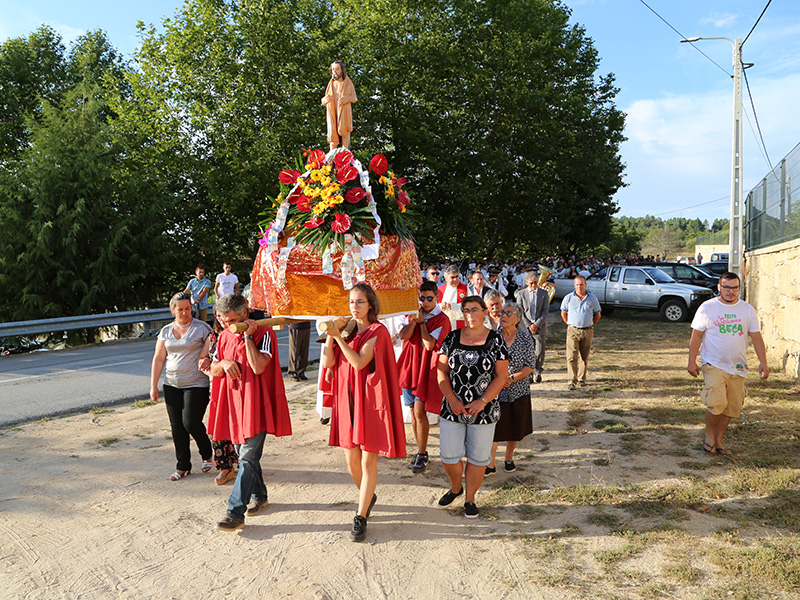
288;327;310;377
163;384;212;472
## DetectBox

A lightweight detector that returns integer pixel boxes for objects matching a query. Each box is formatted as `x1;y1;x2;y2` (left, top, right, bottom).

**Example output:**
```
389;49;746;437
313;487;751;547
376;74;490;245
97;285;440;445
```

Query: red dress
207;326;292;444
328;322;406;458
396;311;451;414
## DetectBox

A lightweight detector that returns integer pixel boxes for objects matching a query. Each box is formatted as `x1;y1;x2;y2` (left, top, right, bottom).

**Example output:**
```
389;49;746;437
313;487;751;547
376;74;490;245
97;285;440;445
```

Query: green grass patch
710;538;800;591
619;432;644;456
34;417;51;424
133;399;156;408
90;406;114;414
515;504;546;521
97;437;119;447
661;561;700;583
586;512;622;528
678;460;709;471
592;419;631;433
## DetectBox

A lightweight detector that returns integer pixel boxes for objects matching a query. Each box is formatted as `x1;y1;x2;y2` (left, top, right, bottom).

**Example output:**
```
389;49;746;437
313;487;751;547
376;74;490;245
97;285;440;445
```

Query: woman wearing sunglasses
436;295;509;519
486;302;536;474
322;283;406;542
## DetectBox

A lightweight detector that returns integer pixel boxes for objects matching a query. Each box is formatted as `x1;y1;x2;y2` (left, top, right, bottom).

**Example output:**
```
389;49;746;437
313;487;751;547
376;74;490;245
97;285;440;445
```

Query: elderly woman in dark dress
486;301;536;474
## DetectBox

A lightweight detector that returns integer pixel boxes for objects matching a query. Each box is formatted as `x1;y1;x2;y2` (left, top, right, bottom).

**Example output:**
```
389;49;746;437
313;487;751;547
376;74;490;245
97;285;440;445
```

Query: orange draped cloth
324;76;356;144
250;235;421;318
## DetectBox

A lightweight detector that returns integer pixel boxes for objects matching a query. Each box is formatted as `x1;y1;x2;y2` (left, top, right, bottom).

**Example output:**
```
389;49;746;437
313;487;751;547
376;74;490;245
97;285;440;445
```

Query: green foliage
115;0;625;264
0;82;172;328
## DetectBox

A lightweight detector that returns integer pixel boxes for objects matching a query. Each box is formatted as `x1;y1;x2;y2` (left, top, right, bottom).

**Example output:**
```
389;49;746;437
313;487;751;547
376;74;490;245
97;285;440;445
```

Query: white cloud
48;23;85;48
614;70;800;217
701;12;738;28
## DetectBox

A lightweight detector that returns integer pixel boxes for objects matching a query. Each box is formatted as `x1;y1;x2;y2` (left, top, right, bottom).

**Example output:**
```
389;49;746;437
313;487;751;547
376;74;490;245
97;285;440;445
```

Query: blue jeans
226;430;268;521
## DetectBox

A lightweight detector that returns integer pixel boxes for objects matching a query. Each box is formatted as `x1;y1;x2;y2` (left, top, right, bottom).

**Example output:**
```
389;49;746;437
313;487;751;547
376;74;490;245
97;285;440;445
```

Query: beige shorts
701;364;746;417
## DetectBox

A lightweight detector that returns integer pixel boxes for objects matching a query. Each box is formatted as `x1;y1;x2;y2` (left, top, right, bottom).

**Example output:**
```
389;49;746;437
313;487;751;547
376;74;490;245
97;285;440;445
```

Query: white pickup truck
552;266;714;323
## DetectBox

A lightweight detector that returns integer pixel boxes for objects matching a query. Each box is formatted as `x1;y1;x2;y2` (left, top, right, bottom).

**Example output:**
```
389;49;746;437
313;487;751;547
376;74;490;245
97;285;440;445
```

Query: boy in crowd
397;281;451;474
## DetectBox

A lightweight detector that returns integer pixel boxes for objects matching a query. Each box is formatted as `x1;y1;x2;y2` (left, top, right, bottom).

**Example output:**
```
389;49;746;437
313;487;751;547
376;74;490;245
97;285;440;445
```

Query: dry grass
481;308;800;598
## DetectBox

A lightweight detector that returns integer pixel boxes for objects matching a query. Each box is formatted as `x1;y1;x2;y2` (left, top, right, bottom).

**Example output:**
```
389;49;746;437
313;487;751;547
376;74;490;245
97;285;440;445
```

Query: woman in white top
150;292;214;480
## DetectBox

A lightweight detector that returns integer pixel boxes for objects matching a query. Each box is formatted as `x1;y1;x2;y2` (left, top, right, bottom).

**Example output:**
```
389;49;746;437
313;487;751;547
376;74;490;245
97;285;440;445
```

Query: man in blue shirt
184;265;213;322
560;276;601;390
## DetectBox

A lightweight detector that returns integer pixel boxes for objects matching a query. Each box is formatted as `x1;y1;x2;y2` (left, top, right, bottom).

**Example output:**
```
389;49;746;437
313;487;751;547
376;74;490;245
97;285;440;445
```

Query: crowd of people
148;258;768;543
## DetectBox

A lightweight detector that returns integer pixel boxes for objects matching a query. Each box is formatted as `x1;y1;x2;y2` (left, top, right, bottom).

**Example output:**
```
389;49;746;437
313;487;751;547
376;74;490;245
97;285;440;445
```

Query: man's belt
569;325;593;330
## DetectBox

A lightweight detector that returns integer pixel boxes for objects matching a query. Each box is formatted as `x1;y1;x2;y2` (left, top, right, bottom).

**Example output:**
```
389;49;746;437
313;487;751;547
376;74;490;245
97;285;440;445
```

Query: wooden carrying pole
228;316;351;334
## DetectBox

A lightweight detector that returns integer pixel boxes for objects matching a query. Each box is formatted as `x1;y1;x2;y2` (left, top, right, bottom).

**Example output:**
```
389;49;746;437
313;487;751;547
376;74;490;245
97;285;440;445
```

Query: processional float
231;61;421;334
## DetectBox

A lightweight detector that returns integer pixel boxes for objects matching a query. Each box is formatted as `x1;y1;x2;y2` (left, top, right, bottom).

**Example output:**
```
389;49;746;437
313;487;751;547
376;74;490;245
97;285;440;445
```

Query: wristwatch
244;335;253;340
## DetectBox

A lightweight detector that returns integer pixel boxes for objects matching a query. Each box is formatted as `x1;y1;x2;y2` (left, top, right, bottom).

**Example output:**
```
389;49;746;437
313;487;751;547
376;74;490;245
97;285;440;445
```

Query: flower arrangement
258;148;413;255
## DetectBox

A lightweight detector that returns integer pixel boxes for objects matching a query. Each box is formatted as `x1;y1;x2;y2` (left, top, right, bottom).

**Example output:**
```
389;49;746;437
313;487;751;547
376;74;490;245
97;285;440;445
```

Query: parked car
0;336;46;356
711;252;729;261
699;261;729;277
553;266;714;322
637;262;718;292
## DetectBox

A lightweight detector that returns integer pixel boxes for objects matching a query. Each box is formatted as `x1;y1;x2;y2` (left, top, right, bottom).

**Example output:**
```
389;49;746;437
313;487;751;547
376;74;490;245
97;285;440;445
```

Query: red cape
396;311;451;413
207;326;292;444
328;322;406;458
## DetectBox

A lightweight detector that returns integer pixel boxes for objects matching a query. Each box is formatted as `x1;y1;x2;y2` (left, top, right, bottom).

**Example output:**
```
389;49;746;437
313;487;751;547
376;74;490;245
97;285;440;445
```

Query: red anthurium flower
308;149;326;168
331;213;351;233
304;216;324;229
397;190;411;206
344;186;367;204
286;188;303;205
279;169;302;185
334;150;354;170
369;154;388;176
336;165;359;184
393;177;407;189
296;198;312;212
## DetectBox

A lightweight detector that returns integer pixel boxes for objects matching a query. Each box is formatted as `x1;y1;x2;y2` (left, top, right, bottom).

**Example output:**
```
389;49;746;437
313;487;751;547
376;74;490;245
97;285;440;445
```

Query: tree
642;229;683;260
0;82;171;330
117;0;625;265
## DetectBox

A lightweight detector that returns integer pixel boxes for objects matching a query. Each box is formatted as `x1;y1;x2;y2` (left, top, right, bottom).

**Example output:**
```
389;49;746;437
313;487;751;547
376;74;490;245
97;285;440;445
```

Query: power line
638;0;730;76
650;195;730;217
742;68;774;171
742;0;773;46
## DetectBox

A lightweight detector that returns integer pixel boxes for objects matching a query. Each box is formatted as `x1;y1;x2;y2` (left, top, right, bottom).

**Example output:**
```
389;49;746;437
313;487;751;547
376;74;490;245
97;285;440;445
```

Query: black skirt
493;393;533;442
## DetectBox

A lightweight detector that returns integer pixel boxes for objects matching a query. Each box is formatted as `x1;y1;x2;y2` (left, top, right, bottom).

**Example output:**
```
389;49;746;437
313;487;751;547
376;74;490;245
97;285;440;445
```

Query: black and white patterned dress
438;328;509;425
496;327;537;403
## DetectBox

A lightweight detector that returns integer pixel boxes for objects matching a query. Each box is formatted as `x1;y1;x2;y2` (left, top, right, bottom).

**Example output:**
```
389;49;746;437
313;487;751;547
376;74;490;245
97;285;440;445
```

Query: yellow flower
389;171;395;179
333;195;344;205
387;186;395;198
321;176;331;187
296;180;305;189
328;182;341;193
310;170;322;182
400;204;406;213
379;176;388;185
322;165;332;175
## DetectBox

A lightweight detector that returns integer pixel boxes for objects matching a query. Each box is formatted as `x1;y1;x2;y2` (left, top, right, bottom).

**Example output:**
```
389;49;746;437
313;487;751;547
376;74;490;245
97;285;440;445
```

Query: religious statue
322;61;357;150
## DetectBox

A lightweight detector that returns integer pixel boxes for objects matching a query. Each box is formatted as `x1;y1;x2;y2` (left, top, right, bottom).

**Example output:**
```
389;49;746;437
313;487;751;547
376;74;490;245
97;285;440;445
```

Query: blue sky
3;0;799;223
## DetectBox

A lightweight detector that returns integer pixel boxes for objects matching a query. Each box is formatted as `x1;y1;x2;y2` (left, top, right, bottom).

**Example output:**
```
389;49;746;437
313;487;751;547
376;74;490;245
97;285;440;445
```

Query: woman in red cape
322;282;406;543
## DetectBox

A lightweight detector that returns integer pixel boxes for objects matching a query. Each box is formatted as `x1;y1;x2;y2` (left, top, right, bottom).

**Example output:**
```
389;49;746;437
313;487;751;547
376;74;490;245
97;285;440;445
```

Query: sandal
202;461;213;473
702;442;716;454
716;447;733;456
215;468;236;485
169;470;190;481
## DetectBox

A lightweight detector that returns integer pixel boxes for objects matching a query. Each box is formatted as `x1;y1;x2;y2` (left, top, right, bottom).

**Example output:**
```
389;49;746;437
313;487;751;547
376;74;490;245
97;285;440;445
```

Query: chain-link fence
745;141;800;251
695;231;730;246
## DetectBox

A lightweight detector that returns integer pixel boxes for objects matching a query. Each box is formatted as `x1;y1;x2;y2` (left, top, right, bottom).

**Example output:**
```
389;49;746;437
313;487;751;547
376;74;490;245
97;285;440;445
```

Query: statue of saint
322;61;357;150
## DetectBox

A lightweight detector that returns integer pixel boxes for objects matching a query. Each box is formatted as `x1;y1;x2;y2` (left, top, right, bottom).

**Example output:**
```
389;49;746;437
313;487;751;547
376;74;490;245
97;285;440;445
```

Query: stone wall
745;238;800;381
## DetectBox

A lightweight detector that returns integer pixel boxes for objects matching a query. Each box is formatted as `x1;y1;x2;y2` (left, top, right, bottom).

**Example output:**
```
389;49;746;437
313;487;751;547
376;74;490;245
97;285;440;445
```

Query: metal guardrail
0;308;173;337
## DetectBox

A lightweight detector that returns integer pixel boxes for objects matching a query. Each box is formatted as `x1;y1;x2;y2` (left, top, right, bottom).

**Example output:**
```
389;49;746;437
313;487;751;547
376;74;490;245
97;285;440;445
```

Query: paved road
0;329;314;426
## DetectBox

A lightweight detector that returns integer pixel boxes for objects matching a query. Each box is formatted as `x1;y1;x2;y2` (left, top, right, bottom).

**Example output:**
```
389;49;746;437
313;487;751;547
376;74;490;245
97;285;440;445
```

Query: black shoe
297;374;308;381
291;375;300;381
464;501;479;519
350;515;367;542
485;466;496;476
535;373;542;383
320;417;330;425
366;493;377;519
411;452;429;474
246;497;269;516
217;516;245;531
437;488;463;507
504;460;517;472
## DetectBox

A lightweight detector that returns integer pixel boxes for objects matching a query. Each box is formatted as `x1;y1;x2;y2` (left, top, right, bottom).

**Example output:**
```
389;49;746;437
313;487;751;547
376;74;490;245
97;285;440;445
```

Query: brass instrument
538;265;557;302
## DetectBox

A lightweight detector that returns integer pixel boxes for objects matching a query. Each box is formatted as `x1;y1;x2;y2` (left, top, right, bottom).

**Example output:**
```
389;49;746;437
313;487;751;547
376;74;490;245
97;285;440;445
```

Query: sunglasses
429;271;439;275
419;295;436;302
